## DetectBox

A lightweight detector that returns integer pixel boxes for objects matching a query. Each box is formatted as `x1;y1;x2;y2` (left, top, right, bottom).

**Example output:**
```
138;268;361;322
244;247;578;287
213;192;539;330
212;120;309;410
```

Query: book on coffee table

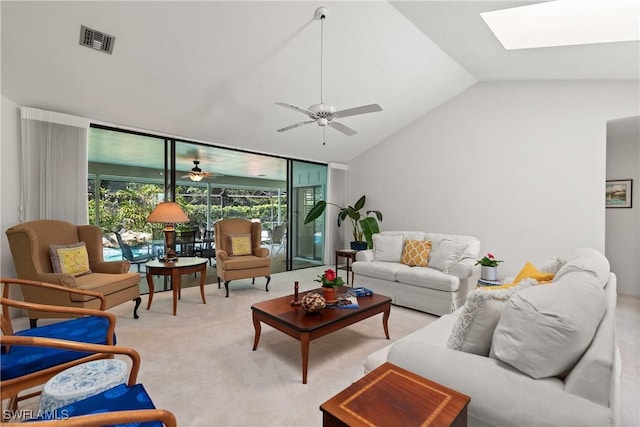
335;294;359;309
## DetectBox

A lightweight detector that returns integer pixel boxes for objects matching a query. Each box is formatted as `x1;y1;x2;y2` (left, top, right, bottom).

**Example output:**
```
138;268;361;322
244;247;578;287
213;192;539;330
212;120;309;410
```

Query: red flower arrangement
315;269;345;288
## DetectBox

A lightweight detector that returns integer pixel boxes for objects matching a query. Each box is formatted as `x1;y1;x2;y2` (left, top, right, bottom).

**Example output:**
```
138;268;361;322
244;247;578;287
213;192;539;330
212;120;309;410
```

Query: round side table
39;359;129;413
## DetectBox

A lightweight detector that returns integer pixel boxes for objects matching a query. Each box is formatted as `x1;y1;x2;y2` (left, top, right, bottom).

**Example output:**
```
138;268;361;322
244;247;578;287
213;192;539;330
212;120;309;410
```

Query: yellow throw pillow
486;262;555;290
229;234;252;256
49;242;92;277
513;261;555;284
400;240;432;267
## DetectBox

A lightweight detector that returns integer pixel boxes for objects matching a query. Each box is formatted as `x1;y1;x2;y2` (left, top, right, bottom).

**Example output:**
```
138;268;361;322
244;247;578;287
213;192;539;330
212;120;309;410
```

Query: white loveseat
364;248;619;427
352;232;481;315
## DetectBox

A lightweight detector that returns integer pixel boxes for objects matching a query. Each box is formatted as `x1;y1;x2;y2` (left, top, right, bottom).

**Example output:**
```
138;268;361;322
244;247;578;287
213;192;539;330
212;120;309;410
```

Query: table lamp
146;201;189;262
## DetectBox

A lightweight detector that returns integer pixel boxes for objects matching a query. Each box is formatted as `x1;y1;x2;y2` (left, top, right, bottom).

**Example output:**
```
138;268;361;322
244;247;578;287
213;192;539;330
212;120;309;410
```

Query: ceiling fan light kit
275;6;382;139
182;160;215;182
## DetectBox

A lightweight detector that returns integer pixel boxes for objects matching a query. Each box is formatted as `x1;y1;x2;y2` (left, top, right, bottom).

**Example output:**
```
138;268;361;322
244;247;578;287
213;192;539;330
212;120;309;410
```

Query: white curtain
20;107;89;224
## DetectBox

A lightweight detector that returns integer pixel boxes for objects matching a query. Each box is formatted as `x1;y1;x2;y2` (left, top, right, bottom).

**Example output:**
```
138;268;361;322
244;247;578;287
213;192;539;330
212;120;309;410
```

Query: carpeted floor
9;267;640;426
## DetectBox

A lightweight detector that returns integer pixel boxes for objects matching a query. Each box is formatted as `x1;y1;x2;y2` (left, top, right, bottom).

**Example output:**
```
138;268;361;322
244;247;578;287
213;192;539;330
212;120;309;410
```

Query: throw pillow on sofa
373;234;404;262
447;279;536;356
428;239;465;273
490;272;607;379
490;262;556;290
400;240;432;267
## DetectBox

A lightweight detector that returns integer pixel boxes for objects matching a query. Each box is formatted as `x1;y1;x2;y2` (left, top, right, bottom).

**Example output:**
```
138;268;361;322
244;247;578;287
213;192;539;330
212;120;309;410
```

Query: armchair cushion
37;384;157;422
1;316;114;381
49;242;91;277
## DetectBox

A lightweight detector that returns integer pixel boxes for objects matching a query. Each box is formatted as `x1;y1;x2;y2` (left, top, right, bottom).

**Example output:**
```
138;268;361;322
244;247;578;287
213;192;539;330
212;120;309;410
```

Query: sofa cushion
1;316;114;381
555;248;610;288
379;231;426;241
400;240;432;267
428;239;465;273
395;267;460;292
447;279;535;356
351;261;412;282
490;272;607;379
373;234;403;262
50;242;92;277
539;256;567;274
426;233;480;260
512;262;555;284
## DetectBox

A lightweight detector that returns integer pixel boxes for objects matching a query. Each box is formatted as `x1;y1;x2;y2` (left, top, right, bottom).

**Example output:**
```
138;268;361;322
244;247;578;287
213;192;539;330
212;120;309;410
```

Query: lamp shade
146;202;189;224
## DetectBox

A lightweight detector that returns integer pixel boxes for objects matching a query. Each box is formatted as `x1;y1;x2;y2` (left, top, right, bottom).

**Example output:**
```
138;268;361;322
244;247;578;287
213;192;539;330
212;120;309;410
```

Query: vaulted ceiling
2;1;638;166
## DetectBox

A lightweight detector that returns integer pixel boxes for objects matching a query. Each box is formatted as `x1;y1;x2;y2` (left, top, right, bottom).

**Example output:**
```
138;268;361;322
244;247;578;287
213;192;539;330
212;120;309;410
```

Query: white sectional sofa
352;232;481;315
364;248;619;427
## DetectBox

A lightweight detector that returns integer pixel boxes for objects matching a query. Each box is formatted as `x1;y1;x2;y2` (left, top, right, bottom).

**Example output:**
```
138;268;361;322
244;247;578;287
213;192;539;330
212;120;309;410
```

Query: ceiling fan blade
275;102;315;117
328;121;358;136
334;104;382;119
276;120;316;133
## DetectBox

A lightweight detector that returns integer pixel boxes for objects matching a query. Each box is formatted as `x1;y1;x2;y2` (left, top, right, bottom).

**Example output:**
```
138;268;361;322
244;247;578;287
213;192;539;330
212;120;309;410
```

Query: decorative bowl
301;291;326;313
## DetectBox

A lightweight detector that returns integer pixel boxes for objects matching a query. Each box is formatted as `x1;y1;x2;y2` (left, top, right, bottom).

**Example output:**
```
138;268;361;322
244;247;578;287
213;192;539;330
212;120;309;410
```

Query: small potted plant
315;269;344;302
475;252;503;281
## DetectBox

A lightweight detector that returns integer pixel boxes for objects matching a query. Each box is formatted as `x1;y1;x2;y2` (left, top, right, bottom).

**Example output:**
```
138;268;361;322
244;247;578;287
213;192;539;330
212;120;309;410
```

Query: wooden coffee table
251;286;391;384
320;362;470;427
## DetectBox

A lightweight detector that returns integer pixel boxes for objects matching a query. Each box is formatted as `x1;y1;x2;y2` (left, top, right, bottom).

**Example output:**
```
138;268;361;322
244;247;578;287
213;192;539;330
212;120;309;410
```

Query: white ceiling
2;1;638;169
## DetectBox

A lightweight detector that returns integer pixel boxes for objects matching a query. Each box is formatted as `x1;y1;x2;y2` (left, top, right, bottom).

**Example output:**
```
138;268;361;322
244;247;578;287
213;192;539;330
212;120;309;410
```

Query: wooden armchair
1;279;117;409
214;219;271;297
1;336;176;426
5;220;142;324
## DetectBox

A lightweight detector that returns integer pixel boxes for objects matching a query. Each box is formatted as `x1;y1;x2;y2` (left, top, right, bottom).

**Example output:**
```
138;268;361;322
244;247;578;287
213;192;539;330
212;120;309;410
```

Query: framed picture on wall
606;179;633;208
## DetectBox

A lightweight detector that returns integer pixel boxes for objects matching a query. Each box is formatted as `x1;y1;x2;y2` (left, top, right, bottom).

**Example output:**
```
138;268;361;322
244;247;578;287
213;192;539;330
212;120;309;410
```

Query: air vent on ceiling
79;25;115;54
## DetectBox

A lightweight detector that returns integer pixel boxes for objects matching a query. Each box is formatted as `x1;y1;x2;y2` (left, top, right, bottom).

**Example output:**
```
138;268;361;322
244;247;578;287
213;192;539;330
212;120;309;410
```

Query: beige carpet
10;267;640;427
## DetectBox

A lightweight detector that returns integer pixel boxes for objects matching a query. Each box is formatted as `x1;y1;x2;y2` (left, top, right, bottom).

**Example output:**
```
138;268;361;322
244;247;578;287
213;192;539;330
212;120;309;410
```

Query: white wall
1;95;21;278
606;126;640;296
348;81;639;278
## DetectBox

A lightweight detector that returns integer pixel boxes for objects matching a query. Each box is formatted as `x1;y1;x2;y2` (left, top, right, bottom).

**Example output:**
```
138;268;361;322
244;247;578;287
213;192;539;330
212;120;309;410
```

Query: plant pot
322;287;338;303
481;266;498;281
350;241;368;251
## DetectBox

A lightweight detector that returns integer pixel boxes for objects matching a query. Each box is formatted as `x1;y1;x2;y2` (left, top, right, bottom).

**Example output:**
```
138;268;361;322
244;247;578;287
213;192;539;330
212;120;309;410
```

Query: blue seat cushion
34;383;160;427
1;316;115;381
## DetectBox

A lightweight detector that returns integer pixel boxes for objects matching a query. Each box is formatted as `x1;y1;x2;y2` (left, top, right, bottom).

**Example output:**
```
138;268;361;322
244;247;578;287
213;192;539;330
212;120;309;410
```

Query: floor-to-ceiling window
88;125;326;274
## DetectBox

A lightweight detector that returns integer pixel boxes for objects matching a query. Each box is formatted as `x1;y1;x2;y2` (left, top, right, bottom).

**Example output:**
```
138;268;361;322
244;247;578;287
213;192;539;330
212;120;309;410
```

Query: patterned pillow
229;234;252;256
49;242;92;276
400;240;432;267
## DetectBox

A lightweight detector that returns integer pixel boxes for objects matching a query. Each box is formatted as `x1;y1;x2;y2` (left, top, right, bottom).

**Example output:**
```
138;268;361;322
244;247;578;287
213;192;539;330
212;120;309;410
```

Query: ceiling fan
181;160;219;182
275;6;382;139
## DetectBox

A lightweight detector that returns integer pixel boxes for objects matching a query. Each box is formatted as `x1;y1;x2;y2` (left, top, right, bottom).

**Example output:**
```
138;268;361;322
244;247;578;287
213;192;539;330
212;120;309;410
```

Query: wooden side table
145;257;207;315
320;362;470;427
335;249;357;285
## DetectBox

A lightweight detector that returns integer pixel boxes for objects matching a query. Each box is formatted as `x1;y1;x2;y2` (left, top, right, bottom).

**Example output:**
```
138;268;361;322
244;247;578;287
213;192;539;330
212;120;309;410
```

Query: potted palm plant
304;195;383;250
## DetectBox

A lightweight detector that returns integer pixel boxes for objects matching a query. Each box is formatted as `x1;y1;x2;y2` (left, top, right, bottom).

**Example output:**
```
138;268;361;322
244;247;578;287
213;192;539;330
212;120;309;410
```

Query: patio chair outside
114;230;155;272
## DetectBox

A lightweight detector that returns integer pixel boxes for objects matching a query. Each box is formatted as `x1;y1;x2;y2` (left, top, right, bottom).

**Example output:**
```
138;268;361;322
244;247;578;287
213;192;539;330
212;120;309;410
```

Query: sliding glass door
288;160;326;270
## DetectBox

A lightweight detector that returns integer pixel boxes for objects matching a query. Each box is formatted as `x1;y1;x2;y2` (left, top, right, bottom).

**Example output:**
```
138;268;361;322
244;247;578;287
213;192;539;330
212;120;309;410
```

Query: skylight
481;0;640;50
